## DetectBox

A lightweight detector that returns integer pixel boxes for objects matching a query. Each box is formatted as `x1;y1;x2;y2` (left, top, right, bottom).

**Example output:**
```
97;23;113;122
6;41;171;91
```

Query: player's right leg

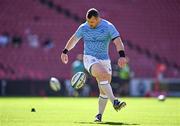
94;86;108;122
83;55;109;122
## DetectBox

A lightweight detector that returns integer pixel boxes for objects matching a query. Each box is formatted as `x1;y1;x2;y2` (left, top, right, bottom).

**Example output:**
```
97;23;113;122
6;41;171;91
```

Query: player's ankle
110;98;116;104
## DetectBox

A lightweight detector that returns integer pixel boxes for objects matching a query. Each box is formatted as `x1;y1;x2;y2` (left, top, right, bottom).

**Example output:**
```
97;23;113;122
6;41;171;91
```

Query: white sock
99;81;116;104
98;94;108;115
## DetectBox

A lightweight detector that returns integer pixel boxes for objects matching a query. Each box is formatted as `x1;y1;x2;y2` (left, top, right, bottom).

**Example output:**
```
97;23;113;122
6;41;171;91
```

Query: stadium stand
0;0;179;80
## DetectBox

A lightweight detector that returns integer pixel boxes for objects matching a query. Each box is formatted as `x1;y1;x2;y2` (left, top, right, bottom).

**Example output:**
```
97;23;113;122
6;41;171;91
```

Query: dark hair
86;8;99;19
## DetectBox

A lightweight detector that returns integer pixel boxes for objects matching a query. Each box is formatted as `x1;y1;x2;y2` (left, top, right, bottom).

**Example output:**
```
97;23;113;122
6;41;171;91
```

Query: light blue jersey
75;19;120;60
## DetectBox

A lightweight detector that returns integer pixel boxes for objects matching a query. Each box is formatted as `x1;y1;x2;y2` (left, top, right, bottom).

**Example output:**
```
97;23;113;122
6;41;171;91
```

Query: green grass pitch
0;97;179;126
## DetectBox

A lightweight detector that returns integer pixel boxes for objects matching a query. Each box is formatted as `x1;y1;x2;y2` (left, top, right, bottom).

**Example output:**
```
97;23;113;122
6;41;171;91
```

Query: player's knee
99;88;105;95
97;72;110;81
99;90;105;95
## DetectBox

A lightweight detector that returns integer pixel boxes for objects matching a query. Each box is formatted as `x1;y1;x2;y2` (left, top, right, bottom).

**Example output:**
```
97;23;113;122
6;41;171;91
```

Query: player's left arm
113;37;128;68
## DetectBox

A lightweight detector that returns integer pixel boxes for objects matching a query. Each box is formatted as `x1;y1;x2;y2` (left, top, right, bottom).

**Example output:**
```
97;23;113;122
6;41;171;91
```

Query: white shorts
83;55;112;75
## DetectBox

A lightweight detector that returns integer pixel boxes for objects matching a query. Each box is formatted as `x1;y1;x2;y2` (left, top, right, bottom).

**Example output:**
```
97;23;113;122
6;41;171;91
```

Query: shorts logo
91;59;96;63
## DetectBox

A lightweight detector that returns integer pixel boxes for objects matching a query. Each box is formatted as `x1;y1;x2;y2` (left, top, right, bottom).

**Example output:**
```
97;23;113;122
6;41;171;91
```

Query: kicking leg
91;63;115;103
91;63;126;111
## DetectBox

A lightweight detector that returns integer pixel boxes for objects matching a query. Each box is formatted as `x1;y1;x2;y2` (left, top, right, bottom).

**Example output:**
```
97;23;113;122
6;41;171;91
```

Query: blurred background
0;0;180;97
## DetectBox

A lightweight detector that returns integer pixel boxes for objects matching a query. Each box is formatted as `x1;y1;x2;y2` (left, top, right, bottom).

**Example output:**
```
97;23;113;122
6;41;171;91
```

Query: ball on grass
158;95;166;101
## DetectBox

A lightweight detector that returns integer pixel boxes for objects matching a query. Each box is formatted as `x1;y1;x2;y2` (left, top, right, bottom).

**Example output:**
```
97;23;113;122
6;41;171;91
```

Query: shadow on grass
75;121;140;125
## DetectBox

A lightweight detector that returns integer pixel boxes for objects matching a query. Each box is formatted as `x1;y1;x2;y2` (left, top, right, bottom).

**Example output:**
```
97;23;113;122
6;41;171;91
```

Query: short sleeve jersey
75;19;120;60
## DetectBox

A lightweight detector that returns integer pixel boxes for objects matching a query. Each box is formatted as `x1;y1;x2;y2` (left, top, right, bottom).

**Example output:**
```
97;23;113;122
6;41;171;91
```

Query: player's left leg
99;60;126;111
91;63;115;103
91;61;126;112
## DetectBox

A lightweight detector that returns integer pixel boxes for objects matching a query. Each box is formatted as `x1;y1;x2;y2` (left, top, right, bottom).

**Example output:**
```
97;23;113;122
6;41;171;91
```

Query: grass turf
0;97;179;126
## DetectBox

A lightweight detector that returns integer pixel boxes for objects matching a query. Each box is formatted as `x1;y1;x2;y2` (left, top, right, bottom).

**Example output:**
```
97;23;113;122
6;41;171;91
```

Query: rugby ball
49;77;61;92
71;72;86;89
158;94;166;101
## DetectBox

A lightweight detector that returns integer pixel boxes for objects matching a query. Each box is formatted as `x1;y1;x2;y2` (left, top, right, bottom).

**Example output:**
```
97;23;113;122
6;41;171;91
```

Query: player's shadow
98;122;139;125
75;121;140;125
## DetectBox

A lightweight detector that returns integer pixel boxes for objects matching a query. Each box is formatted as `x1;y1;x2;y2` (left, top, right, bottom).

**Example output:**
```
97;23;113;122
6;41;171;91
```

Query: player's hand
118;57;128;68
61;53;68;64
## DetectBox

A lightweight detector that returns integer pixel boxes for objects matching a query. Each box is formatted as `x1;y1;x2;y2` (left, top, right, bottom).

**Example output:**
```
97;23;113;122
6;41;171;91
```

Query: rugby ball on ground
158;94;166;101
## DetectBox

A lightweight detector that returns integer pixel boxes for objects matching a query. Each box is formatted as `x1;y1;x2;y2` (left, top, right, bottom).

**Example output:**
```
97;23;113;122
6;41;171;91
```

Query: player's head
86;8;100;28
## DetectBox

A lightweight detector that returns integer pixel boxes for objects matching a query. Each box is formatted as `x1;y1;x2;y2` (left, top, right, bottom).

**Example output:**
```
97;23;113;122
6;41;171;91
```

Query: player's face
87;16;100;28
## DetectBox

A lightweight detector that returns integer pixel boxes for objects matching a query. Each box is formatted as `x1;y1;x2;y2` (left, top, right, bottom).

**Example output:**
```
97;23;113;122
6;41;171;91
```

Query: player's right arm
61;24;83;64
61;34;80;64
